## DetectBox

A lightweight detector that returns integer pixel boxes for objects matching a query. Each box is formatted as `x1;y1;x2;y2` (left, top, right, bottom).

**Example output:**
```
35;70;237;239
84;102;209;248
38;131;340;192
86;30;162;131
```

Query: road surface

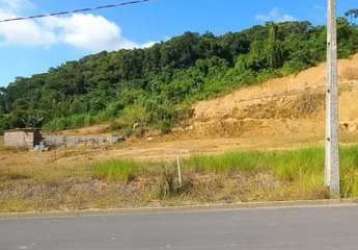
1;205;358;250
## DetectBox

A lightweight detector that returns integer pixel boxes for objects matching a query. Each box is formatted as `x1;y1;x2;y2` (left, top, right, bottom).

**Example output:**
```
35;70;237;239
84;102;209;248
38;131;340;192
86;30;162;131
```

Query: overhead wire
0;0;153;23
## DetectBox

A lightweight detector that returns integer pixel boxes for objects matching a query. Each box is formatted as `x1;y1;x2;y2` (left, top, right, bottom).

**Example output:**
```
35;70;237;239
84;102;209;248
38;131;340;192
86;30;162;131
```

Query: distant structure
3;128;124;149
4;129;42;149
43;134;124;148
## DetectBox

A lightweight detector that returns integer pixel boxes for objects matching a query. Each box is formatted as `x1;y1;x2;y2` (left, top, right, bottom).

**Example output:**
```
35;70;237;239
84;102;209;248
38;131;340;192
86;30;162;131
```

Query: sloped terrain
177;54;358;142
20;54;358;162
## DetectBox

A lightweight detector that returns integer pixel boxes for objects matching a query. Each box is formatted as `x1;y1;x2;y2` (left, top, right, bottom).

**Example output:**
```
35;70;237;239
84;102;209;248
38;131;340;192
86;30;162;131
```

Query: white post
325;0;340;198
177;155;183;187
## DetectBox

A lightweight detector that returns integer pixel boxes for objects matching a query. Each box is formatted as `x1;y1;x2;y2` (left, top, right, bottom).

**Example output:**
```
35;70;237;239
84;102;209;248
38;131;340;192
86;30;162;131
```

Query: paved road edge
1;198;358;219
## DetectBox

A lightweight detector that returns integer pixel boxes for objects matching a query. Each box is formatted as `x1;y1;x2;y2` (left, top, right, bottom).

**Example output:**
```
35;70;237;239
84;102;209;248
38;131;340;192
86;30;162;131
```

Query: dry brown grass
0;166;324;213
0;146;333;213
1;134;358;213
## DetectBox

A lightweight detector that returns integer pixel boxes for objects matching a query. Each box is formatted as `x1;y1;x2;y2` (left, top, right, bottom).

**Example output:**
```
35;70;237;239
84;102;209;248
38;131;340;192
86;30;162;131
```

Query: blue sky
0;0;356;87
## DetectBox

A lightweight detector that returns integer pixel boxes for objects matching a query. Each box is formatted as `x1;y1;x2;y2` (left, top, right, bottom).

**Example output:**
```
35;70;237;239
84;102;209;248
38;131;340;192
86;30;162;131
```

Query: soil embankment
182;54;358;141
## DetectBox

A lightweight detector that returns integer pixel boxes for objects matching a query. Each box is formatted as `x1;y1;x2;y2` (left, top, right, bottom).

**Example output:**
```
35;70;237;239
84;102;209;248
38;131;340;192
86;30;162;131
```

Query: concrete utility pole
325;0;340;197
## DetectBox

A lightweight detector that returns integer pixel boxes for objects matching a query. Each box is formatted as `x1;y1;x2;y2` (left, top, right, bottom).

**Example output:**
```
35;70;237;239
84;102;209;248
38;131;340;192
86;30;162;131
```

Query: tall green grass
90;146;358;198
185;146;358;198
92;160;144;183
340;146;358;197
184;148;326;198
185;148;324;176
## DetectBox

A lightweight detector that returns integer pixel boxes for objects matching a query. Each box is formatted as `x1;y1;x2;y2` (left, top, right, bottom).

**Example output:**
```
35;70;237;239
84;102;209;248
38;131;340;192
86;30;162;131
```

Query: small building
4;129;42;149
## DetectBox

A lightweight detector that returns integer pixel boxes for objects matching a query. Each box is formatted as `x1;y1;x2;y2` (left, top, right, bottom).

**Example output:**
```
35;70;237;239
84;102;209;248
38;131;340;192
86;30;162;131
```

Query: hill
18;54;358;159
1;55;358;164
0;19;357;136
183;54;358;141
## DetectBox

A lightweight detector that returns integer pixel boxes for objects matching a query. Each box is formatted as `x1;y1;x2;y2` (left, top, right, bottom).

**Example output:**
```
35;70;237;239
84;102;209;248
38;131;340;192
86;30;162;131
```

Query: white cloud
0;10;56;46
256;8;296;23
43;14;140;51
0;0;155;52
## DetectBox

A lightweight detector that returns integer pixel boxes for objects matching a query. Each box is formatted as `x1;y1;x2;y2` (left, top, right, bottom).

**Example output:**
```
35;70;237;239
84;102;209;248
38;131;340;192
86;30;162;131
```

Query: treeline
0;17;357;135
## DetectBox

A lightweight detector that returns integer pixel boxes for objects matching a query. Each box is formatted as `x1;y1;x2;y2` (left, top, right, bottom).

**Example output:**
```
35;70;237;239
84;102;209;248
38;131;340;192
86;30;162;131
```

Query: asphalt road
1;205;358;250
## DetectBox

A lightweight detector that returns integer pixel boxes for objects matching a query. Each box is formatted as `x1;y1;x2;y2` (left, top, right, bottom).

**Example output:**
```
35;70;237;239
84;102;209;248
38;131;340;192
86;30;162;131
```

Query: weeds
92;160;143;183
2;146;358;212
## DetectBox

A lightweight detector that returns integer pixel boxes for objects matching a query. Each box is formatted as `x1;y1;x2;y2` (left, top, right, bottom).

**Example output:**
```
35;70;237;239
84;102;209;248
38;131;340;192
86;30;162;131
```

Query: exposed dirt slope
173;54;358;141
72;54;358;160
60;54;358;145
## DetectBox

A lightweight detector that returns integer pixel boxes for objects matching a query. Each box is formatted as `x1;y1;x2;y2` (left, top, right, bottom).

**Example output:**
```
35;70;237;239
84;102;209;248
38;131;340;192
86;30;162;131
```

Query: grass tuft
92;160;143;183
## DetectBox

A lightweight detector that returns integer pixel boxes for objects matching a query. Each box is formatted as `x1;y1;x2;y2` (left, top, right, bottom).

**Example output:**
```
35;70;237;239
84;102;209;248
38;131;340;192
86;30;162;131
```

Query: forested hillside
0;17;357;135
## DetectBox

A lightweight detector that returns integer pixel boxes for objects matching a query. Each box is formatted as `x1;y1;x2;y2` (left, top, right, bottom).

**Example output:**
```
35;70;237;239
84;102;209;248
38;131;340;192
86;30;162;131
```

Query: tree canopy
346;9;358;19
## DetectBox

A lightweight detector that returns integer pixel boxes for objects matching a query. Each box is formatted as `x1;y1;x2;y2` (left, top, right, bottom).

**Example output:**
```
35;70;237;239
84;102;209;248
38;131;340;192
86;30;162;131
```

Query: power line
0;0;152;23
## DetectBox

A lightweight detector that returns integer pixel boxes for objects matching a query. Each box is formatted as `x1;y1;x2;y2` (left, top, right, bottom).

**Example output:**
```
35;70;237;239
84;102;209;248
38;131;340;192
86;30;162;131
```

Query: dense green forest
0;16;357;135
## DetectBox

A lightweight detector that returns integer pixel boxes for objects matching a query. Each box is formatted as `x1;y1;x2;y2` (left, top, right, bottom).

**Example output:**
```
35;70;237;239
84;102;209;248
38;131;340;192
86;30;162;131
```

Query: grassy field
1;146;358;213
92;146;358;200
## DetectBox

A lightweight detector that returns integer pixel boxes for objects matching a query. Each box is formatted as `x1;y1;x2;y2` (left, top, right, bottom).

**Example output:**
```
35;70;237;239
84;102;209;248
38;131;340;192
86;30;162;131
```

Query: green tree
266;24;284;68
345;9;358;22
0;18;357;134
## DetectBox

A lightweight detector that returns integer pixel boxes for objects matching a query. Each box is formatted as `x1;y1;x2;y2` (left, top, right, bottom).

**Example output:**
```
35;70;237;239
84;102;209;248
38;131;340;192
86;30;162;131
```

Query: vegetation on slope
0;17;357;135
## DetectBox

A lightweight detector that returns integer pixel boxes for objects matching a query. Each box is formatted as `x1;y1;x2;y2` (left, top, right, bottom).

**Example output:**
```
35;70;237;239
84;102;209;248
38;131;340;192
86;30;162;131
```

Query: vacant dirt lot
2;55;358;213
